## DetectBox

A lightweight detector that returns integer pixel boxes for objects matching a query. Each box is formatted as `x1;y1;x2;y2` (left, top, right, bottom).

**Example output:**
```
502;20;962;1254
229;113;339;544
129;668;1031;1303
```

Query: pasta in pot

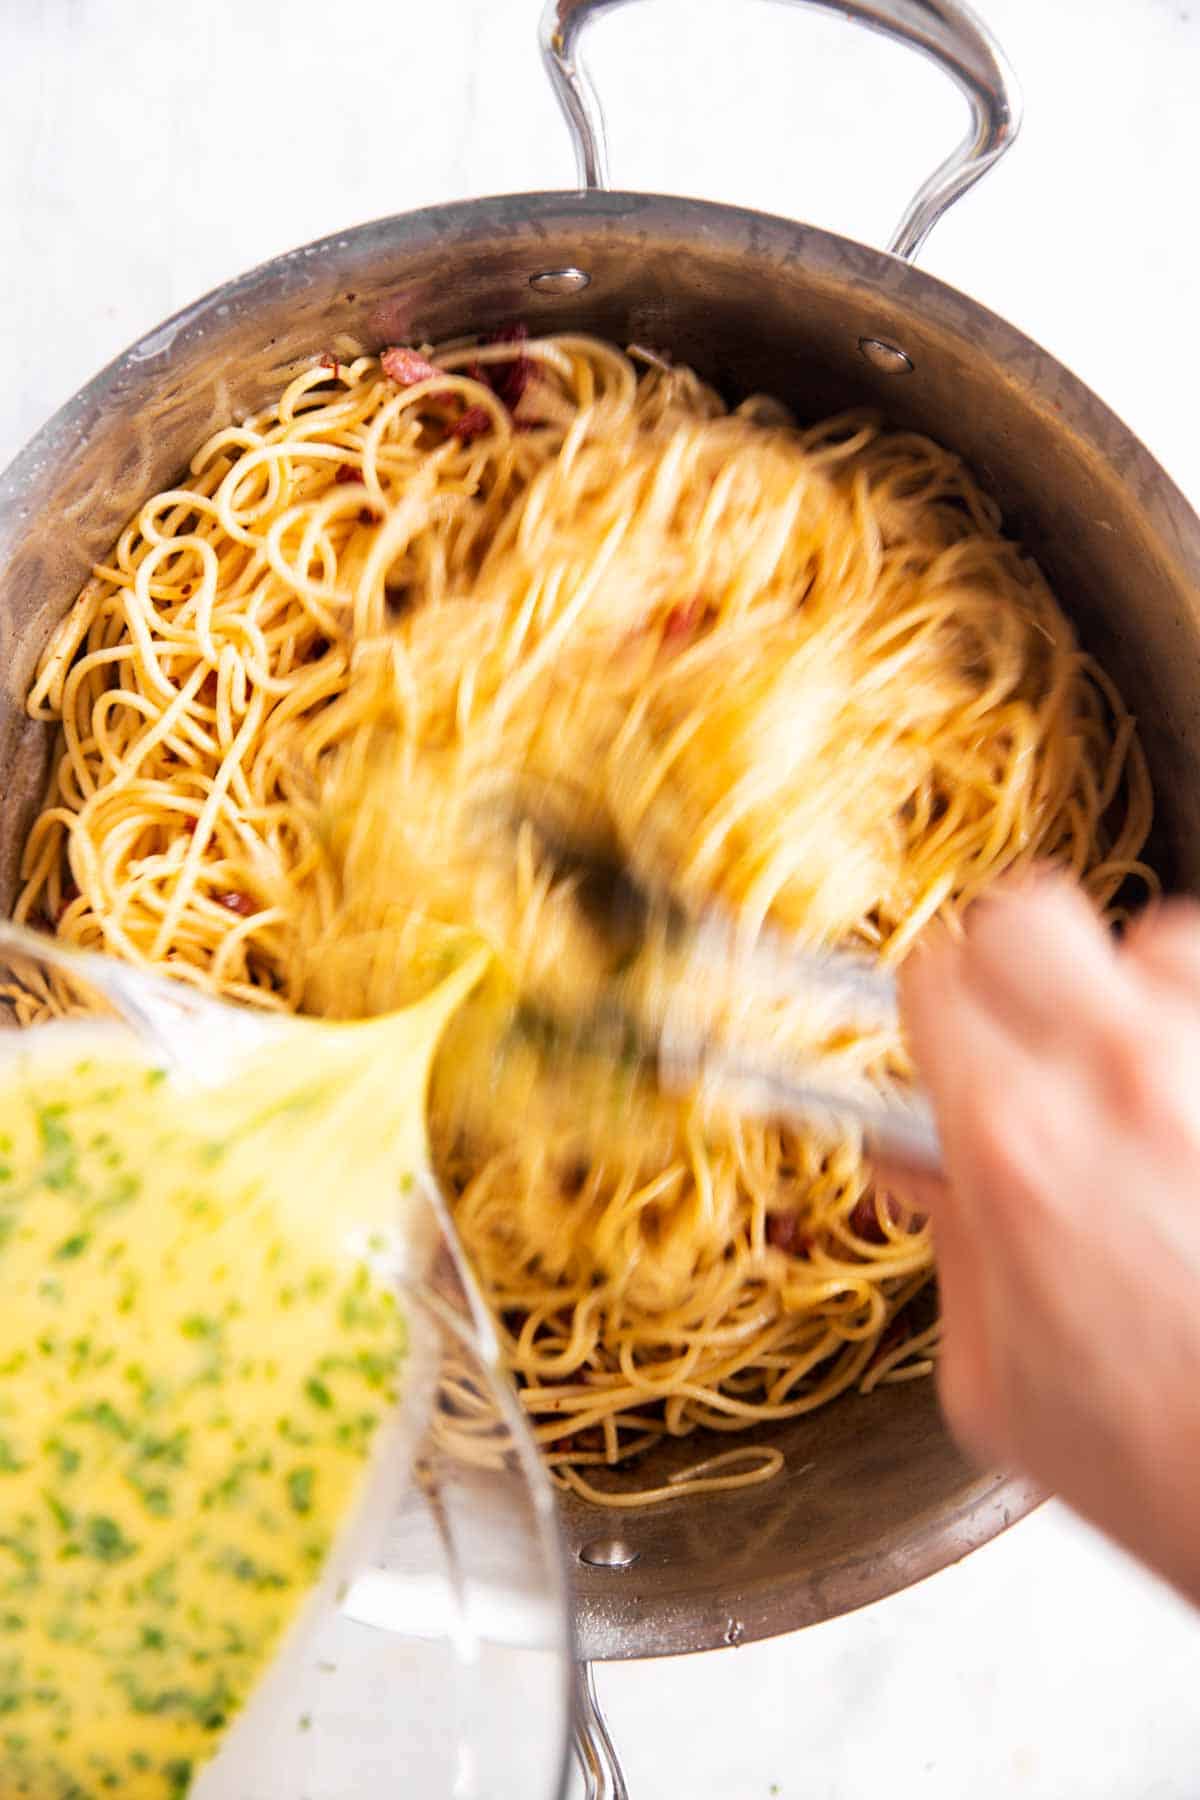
16;332;1154;1502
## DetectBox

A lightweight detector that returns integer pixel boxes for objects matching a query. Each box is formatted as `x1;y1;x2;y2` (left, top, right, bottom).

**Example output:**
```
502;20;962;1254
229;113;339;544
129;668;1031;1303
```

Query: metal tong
520;817;945;1177
0;841;943;1176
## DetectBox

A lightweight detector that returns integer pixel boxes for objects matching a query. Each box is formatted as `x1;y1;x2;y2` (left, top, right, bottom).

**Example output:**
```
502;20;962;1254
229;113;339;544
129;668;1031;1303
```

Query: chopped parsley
286;1469;315;1516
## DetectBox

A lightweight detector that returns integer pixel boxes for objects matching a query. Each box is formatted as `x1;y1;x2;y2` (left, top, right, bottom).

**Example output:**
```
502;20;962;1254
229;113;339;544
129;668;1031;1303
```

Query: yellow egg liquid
0;957;482;1799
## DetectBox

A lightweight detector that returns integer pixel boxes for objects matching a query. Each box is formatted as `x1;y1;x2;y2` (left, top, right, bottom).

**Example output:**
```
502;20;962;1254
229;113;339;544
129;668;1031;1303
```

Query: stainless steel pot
2;0;1198;1703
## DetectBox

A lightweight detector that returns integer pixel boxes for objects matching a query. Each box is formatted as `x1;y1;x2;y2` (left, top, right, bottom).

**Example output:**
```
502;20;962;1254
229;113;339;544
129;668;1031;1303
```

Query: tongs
519;816;944;1177
0;832;942;1175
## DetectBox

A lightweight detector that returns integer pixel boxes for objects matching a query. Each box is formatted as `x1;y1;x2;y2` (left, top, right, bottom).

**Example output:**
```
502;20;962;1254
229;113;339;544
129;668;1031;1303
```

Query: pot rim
3;187;1198;577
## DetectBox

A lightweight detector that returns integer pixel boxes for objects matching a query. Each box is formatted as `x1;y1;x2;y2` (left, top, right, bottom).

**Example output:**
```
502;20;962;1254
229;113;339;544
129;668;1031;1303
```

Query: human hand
884;874;1200;1603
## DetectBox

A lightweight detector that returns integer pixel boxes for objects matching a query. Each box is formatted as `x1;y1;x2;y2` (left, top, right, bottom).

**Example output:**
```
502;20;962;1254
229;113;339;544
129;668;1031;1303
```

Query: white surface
3;1;1200;1795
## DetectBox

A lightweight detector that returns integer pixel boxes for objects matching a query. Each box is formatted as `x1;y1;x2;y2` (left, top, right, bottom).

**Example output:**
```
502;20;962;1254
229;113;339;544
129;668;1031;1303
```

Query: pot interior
2;192;1196;1657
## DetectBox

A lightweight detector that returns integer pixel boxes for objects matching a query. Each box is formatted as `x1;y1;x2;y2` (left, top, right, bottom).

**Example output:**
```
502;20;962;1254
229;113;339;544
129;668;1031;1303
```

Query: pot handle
539;0;1021;263
573;1661;630;1799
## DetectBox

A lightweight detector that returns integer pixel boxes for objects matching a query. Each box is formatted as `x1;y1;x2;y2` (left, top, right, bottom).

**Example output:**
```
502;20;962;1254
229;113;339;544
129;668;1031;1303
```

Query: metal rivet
858;337;914;376
529;267;592;296
579;1536;639;1569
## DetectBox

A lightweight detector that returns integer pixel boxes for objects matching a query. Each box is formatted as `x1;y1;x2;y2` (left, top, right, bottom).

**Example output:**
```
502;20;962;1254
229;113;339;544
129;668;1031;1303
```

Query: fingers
891;873;1121;1471
954;873;1127;1049
1124;897;1200;1007
888;872;1200;1589
930;1195;1006;1468
898;925;1032;1201
870;1157;1005;1467
896;924;969;1101
869;1160;947;1221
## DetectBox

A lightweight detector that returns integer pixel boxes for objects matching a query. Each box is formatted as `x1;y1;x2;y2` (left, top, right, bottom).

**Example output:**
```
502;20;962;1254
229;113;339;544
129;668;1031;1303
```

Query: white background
4;2;1200;1795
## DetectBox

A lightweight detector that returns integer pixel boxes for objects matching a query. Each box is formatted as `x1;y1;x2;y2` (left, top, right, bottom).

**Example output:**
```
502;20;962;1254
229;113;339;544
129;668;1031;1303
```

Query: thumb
869;1157;949;1223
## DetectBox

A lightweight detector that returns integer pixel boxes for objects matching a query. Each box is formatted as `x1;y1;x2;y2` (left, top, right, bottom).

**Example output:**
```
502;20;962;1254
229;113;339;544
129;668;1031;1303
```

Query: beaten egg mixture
0;957;481;1798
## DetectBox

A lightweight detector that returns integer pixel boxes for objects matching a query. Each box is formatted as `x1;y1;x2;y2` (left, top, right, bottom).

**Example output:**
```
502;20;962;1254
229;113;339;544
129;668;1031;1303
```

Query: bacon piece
213;890;258;918
851;1190;927;1243
767;1212;798;1251
484;323;532;410
663;597;707;643
318;352;340;378
452;405;492;445
766;1213;812;1255
467;323;533;413
850;1192;888;1244
198;671;218;704
560;1160;589;1198
335;462;362;485
381;346;444;387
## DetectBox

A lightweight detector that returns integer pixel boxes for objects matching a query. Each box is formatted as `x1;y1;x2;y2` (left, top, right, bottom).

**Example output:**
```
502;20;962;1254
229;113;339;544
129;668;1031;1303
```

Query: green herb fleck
37;1105;70;1147
165;1758;194;1797
97;1171;141;1213
217;1550;289;1592
82;1515;138;1564
44;1438;80;1478
69;1400;133;1440
139;1428;188;1468
42;1492;74;1535
120;1667;233;1731
354;1350;396;1389
286;1468;315;1516
180;1314;221;1342
37;1106;78;1192
53;1233;91;1262
143;1561;179;1610
131;1481;172;1519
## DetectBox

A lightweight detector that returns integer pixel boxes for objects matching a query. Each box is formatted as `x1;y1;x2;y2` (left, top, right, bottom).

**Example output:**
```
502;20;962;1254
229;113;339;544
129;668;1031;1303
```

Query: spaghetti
16;332;1155;1503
